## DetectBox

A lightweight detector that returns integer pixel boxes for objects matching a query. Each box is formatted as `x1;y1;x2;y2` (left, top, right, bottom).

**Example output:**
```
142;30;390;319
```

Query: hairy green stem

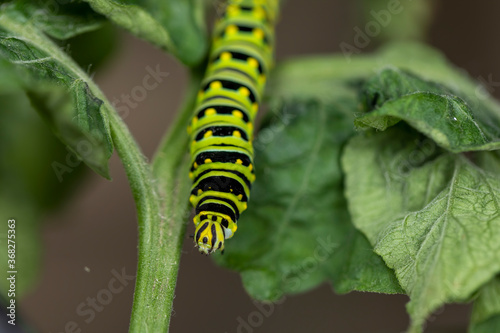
127;68;202;332
2;9;201;328
107;108;159;308
3;5;208;332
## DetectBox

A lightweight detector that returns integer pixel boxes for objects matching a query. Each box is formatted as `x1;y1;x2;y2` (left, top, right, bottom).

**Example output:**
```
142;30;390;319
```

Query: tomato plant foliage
1;1;499;332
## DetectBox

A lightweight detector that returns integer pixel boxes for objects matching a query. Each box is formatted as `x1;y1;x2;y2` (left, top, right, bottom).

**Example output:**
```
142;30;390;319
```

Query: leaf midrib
270;106;327;249
407;159;460;325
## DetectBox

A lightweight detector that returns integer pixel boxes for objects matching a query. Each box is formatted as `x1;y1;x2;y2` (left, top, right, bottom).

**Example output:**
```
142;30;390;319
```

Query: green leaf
470;316;500;333
0;7;114;178
215;95;402;301
271;43;500;120
342;126;500;332
27;84;112;179
360;67;453;109
248;42;500;330
11;0;104;40
83;0;207;66
470;277;500;333
356;68;500;152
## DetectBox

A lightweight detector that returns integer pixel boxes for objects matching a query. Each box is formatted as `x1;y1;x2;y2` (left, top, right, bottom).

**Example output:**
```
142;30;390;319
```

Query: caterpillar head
194;220;227;255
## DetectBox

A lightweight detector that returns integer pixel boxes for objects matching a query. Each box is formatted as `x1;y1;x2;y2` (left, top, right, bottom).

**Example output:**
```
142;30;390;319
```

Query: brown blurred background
19;0;500;332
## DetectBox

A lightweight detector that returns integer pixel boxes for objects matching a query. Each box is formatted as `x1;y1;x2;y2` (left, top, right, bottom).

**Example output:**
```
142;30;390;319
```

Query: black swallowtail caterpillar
188;0;278;254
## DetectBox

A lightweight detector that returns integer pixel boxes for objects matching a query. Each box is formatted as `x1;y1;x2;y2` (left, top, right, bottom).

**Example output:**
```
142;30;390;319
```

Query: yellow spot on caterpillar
238;87;250;97
252;103;259;114
189;172;193;179
204;158;212;164
236;159;243;164
253;28;264;39
247;57;259;68
230;189;233;192
237;194;243;200
189;195;196;204
192;117;198;124
197;90;204;99
232;110;244;118
226;4;239;16
233;130;241;138
205;108;216;116
194;162;199;169
253;7;265;19
248;164;253;171
220;52;232;61
197;189;203;195
203;131;213;138
210;81;222;90
226;25;238;35
243;202;248;210
247;122;253;131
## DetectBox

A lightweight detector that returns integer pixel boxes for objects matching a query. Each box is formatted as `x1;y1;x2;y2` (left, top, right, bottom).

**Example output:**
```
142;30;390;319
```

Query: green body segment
188;0;277;254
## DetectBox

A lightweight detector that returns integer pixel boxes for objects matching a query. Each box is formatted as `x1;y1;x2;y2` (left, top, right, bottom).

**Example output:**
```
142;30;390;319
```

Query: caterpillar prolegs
188;0;278;254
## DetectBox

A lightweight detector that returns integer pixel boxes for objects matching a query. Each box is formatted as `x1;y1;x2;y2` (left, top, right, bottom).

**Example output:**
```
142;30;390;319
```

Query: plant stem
106;111;161;331
1;5;202;332
127;68;202;332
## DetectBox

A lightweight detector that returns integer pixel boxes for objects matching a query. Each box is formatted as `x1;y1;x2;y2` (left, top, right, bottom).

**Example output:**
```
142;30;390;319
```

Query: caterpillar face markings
189;0;277;255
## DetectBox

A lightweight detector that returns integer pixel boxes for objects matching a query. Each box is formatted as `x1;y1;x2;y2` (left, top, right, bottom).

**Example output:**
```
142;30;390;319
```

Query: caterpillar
187;0;278;255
